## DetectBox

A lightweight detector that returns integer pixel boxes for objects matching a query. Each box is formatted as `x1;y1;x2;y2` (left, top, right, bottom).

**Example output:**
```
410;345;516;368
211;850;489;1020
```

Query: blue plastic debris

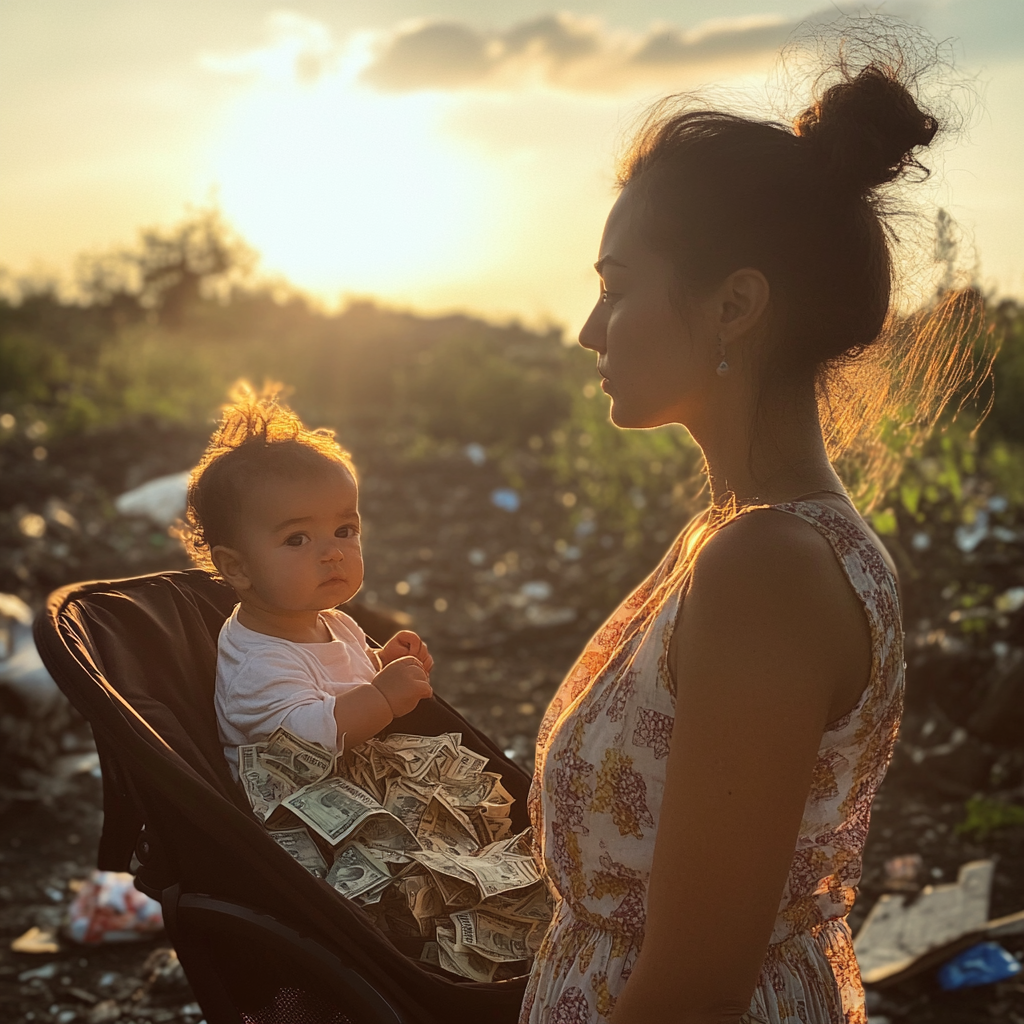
490;488;520;513
937;941;1022;991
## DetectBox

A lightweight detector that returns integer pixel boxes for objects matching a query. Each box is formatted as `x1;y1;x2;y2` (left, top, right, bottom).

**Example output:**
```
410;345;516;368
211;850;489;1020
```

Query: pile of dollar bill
238;728;554;981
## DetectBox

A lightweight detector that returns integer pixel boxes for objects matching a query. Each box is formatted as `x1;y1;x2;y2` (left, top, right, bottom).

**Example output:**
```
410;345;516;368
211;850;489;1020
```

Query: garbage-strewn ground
2;421;1024;1024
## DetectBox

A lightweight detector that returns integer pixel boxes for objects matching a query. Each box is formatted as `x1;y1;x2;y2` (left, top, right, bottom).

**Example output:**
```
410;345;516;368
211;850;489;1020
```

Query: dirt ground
2;428;1024;1023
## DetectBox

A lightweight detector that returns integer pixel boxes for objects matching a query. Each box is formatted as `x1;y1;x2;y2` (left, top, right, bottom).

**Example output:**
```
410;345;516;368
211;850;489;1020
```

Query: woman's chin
608;400;637;428
609;401;670;430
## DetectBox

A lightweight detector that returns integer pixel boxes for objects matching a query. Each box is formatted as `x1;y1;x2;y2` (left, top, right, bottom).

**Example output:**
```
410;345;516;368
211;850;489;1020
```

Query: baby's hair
178;382;354;573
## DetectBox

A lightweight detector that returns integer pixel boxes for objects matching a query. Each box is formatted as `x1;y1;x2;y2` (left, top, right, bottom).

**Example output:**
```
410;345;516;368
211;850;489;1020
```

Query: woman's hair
178;382;354;572
618;22;992;504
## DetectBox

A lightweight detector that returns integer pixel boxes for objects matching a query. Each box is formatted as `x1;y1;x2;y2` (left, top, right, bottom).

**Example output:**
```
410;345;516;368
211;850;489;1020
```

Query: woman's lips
600;376;611;393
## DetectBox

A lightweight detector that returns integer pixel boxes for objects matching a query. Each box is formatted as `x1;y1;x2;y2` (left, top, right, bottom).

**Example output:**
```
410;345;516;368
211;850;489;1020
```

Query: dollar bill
436;771;502;809
283;776;389;845
259;728;333;789
408;848;478;886
437;744;490;782
491;881;555;923
326;841;392;900
403;875;445;932
415;794;481;857
450;907;536;963
485;817;513;842
239;743;292;821
435;922;497;982
480;778;515;817
268;826;328;878
372;734;456;782
256;728;553;982
461;850;540;898
477;832;531;859
348;749;384;801
383;778;436;834
354;813;421;864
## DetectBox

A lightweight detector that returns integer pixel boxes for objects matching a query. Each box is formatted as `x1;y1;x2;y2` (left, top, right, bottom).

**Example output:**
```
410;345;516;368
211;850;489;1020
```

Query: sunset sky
2;1;1022;332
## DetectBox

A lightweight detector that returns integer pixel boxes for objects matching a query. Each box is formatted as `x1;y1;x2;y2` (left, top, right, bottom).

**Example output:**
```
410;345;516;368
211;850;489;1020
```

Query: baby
180;387;434;779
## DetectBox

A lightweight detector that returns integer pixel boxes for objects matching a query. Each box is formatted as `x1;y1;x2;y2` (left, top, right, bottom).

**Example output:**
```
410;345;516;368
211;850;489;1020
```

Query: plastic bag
64;870;164;944
937;941;1022;991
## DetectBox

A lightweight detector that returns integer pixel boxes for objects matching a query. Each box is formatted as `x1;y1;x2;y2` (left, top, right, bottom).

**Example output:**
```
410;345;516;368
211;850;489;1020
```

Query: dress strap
762;498;902;621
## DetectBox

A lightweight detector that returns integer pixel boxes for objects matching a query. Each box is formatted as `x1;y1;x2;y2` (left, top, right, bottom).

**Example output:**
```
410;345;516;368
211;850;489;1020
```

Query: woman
521;43;979;1024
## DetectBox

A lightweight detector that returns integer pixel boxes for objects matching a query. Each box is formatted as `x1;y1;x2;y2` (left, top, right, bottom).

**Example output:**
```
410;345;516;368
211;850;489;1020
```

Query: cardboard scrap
855;860;1001;984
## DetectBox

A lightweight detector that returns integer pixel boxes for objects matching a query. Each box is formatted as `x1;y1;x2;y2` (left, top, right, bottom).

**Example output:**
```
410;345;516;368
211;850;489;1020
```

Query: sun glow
205;22;504;301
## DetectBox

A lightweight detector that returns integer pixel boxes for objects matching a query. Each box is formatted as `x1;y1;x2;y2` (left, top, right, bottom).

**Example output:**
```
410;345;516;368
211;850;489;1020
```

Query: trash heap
239;728;553;982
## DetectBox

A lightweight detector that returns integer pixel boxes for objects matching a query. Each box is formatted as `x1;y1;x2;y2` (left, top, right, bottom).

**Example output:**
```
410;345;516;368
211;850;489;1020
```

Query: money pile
239;728;553;981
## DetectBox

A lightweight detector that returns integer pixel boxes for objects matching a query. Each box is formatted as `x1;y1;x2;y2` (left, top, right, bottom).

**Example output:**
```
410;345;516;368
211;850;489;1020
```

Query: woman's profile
521;23;984;1024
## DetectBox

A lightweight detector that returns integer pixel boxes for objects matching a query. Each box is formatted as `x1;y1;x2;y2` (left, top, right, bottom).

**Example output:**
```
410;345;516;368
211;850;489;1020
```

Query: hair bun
794;64;938;194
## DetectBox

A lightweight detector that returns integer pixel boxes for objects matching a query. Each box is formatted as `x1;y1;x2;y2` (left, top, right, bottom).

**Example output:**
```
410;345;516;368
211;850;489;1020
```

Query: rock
882;854;923;893
140;948;190;996
86;999;121;1023
17;962;58;981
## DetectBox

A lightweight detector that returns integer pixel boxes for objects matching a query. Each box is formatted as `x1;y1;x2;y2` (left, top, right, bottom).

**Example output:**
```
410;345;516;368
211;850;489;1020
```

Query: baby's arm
334;656;433;748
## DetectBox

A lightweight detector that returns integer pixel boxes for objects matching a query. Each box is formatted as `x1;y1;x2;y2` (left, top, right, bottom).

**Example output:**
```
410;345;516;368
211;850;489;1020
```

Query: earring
716;336;730;377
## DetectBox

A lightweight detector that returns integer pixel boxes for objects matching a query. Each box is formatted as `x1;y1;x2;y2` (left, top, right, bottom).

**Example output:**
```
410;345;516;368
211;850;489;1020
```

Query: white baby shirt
215;606;378;780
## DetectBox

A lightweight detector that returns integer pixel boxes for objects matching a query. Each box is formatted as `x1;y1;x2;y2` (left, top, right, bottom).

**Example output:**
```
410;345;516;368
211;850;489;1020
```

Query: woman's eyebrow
594;256;627;275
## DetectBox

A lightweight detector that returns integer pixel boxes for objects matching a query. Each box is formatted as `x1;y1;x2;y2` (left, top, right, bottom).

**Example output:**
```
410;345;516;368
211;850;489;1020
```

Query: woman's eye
600;289;621;307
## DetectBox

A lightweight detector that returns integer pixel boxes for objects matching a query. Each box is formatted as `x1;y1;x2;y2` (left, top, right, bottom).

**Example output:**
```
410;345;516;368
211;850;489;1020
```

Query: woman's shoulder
675;505;876;724
694;500;896;599
692;505;841;598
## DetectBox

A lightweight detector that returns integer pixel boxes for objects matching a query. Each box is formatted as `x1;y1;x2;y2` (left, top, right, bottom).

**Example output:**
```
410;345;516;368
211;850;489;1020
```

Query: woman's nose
578;304;607;353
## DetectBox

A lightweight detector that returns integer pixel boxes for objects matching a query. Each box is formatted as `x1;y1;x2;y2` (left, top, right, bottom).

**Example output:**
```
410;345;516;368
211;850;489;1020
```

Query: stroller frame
35;569;533;1024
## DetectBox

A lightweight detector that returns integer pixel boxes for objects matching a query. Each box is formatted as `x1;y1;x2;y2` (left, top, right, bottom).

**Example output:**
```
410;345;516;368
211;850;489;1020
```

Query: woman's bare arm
610;511;870;1024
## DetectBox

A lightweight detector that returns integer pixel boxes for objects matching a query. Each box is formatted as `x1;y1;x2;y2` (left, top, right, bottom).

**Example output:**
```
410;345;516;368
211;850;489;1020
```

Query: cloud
360;12;808;94
201;12;341;85
203;4;1023;98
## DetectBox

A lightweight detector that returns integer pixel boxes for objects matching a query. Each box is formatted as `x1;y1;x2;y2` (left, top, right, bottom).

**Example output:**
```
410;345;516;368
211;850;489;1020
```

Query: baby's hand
379;630;433;674
373;656;433;718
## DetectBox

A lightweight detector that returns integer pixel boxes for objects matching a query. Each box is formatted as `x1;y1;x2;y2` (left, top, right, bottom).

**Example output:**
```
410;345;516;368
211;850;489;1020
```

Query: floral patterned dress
521;500;904;1024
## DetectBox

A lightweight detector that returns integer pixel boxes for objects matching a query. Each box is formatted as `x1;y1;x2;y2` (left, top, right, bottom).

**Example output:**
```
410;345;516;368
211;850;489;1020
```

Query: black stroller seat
34;570;533;1024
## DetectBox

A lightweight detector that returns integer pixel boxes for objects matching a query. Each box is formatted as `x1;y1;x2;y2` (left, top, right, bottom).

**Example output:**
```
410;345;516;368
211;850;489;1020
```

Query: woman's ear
212;545;251;591
719;268;770;339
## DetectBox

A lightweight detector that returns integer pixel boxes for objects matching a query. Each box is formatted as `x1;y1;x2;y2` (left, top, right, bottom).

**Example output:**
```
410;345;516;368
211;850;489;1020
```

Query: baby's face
233;463;364;613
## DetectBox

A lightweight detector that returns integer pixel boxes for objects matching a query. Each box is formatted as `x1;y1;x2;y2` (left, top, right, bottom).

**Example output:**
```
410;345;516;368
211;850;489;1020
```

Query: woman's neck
692;383;844;506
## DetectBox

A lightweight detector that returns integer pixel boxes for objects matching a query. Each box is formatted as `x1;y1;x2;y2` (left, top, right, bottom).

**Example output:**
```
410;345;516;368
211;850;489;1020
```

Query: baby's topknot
177;382;353;573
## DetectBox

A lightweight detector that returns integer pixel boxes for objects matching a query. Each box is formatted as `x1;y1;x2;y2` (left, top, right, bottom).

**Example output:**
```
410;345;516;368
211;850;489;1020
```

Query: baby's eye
336;524;359;539
284;533;309;547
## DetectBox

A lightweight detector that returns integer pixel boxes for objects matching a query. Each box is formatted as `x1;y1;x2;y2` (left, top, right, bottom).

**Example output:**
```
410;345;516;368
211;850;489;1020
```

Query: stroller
34;569;534;1024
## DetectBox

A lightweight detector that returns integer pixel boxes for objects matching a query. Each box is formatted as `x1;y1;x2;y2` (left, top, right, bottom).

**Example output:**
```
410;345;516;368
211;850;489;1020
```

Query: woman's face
579;186;718;429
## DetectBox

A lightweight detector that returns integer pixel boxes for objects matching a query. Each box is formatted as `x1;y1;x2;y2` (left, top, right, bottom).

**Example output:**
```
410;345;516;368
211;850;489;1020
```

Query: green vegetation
2;211;1023;624
956;796;1024;842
